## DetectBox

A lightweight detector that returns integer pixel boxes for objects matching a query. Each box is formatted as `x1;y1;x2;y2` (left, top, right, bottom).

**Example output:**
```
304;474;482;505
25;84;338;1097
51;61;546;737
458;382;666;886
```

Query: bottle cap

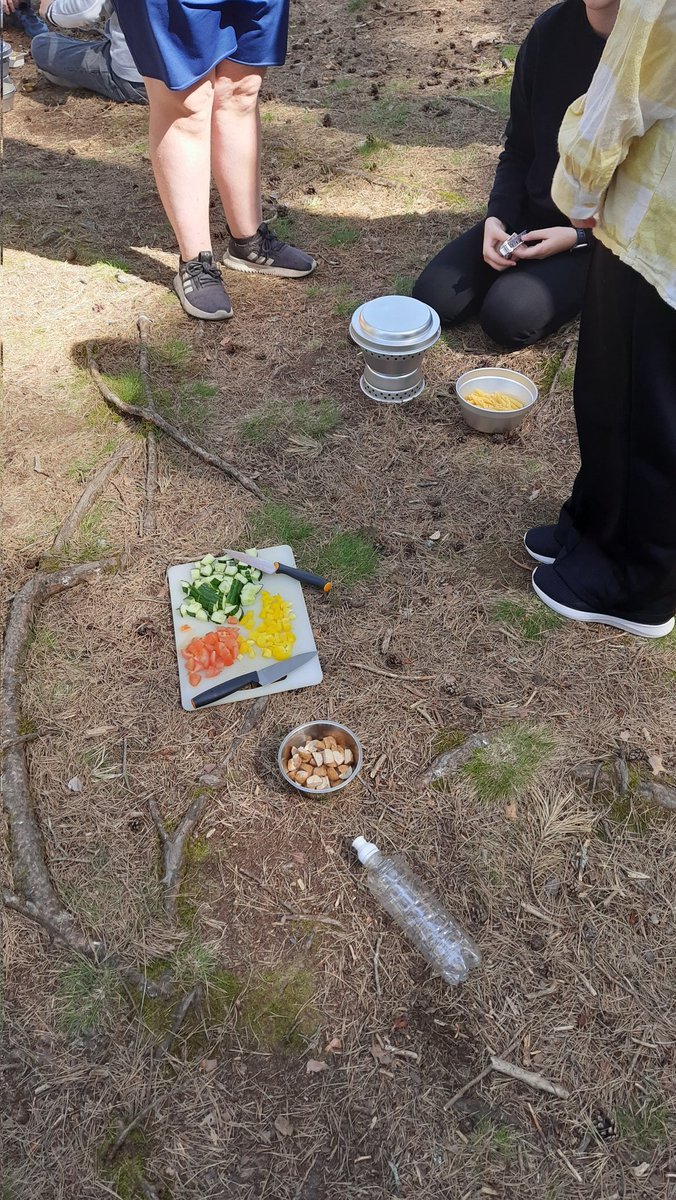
352;836;380;864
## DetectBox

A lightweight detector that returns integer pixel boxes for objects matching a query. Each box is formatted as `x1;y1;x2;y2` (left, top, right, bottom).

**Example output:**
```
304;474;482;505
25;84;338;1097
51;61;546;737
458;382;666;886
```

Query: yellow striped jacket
552;0;676;309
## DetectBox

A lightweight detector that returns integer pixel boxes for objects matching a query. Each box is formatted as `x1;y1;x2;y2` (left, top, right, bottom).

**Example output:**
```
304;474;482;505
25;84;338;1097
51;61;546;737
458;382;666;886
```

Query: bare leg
145;73;215;261
211;60;265;239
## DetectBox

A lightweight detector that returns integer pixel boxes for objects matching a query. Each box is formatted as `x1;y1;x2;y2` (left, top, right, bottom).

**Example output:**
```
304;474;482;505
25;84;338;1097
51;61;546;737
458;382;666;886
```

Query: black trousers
551;242;676;622
412;220;590;349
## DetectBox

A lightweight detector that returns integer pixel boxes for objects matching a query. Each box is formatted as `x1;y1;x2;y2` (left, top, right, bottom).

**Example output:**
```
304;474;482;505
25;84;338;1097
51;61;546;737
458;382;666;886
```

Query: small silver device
498;230;528;259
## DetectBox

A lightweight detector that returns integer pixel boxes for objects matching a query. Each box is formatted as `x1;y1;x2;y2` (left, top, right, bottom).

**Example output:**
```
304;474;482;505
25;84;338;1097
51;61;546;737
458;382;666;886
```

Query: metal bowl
278;721;363;796
455;367;538;433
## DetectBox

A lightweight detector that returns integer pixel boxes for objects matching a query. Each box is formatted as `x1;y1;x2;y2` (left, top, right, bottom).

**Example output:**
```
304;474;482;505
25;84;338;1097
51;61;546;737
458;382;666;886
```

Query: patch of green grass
241;399;340;446
101;1129;149;1200
328;77;355;93
462;723;554;802
493;598;562;642
334;284;360;318
438;189;467;210
500;43;519;63
461;72;513;118
393;273;415;297
248;502;315;549
538;352;561;393
348;0;366;10
70;502;113;562
242;968;316;1050
66;440;119;482
240;407;283;444
90;256;132;274
605;788;658;835
293;399;340;439
149;338;192;370
368;98;411;129
558;365;575;391
315;532;378;587
272;214;295;242
102;369;144;406
493;1124;515;1160
617;1104;672;1152
57;959;122;1034
433;729;468;756
324;222;360;248
305;283;321;300
356;134;390;156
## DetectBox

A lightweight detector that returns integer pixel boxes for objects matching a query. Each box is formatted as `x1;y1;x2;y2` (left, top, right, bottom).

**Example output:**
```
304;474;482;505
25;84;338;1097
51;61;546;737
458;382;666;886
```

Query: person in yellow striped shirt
523;0;676;638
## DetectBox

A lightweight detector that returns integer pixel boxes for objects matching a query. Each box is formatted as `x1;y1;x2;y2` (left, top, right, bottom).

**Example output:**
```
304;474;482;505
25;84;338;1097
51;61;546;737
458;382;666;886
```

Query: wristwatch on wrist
571;227;590;251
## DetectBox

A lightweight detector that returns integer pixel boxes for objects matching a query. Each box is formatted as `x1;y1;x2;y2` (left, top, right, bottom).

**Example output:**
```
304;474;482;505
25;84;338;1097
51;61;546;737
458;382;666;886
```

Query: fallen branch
349;661;436;682
86;342;263;500
637;780;676;813
490;1056;570;1099
137;315;158;538
445;94;500;115
330;165;397;189
1;726;61;752
1;555;173;1000
444;1031;524;1110
424;732;493;786
150;697;268;921
2;559;122;943
547;338;576;397
50;442;134;557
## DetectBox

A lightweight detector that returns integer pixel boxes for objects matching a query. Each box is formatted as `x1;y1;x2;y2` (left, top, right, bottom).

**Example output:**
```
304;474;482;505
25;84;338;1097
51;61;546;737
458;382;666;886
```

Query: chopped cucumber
191;568;201;581
211;610;226;624
179;551;266;623
224;564;238;576
200;565;213;577
240;582;261;607
179;604;189;617
195;607;209;622
201;554;215;565
234;571;248;584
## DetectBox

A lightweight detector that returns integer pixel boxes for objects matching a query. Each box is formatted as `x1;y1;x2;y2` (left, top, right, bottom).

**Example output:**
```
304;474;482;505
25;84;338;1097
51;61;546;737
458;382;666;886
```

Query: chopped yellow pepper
240;592;296;661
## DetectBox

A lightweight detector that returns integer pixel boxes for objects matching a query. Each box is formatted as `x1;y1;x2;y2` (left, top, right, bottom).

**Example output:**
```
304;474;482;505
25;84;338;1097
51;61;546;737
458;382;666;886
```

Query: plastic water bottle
352;837;481;985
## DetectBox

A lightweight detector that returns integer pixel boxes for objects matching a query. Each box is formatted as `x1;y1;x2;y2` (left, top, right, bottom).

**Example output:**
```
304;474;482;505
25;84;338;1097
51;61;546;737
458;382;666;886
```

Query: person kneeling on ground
30;0;146;104
413;0;619;349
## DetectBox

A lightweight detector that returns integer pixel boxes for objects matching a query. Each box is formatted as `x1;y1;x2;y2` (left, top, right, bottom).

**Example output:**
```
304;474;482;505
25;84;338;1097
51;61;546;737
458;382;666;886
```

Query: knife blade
192;650;317;709
222;548;331;593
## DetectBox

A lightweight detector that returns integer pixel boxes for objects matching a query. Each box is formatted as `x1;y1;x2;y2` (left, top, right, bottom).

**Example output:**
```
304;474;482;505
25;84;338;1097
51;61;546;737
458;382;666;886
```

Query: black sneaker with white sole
174;252;233;320
222;222;317;278
523;525;561;565
531;564;675;639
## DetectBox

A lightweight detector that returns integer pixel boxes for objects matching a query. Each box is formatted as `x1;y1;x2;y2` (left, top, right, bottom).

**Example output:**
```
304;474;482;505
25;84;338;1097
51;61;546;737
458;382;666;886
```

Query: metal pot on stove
349;295;441;404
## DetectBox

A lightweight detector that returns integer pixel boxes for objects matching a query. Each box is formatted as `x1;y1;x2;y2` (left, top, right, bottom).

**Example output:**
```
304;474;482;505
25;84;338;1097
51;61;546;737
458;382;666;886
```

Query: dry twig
444;1031;523;1110
137;315;158;538
490;1056;570;1099
444;94;500;115
150;697;268;921
50;442;134;557
87;341;263;499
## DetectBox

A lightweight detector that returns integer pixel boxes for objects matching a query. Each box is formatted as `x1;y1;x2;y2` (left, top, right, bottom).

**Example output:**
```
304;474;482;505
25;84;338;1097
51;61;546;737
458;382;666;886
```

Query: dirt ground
2;1;675;1198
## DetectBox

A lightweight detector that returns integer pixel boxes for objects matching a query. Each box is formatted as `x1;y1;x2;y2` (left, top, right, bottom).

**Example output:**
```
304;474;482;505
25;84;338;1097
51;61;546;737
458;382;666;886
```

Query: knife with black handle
192;650;317;708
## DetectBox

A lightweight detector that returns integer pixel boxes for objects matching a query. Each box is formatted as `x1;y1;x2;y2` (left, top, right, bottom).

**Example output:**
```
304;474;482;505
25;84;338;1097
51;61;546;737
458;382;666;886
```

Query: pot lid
350;295;440;354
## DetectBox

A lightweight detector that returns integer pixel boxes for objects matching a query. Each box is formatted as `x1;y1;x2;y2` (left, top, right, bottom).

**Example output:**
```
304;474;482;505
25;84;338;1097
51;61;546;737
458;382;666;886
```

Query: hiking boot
531;565;675;640
222;222;317;278
523;525;561;565
173;252;233;320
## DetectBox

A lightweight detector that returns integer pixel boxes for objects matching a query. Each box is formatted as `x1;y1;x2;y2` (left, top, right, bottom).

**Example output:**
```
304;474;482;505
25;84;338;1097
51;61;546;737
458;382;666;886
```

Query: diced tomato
188;671;201;687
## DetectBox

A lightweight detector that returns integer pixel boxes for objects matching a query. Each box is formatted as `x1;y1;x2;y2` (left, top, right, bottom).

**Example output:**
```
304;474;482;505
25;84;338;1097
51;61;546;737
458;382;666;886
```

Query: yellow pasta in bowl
464;389;524;412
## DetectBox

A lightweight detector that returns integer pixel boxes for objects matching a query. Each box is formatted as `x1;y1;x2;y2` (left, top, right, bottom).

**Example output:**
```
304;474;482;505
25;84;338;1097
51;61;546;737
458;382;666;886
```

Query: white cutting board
167;544;323;711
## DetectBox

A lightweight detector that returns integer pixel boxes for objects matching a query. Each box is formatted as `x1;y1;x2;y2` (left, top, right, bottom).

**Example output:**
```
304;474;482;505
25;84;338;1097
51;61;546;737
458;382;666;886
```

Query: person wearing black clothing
412;0;619;349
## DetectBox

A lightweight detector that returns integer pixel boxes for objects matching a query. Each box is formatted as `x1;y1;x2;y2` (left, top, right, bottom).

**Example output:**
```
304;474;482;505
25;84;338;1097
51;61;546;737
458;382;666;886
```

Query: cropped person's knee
479;282;548;349
30;33;50;69
214;69;263;115
413;266;467;325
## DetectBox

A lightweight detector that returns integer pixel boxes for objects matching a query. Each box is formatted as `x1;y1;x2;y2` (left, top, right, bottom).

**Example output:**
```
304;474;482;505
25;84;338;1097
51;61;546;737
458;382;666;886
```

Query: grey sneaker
222;222;317;278
173;252;233;320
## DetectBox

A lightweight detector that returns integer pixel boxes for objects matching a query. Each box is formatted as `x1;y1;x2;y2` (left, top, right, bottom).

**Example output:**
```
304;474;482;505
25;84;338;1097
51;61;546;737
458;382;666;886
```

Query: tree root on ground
86;338;264;500
574;756;676;813
137;315;159;538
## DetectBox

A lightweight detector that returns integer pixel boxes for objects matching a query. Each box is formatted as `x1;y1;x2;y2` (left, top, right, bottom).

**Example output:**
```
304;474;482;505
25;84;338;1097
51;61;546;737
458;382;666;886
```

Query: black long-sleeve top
487;0;606;232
